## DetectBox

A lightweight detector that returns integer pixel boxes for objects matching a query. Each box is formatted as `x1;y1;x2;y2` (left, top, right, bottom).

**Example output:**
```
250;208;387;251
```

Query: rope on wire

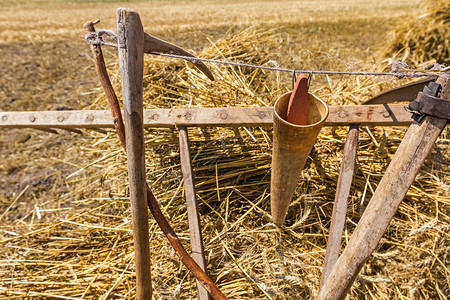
85;30;445;79
85;29;118;48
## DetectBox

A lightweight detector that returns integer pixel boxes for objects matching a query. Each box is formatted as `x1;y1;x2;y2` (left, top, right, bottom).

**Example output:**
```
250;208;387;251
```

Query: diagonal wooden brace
317;75;449;300
319;124;359;289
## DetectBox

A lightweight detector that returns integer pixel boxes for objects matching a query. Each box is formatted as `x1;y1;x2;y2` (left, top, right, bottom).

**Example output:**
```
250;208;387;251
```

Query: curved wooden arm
84;20;227;300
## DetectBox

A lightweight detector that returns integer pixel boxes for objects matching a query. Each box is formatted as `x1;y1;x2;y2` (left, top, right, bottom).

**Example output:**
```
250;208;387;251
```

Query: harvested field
1;0;449;299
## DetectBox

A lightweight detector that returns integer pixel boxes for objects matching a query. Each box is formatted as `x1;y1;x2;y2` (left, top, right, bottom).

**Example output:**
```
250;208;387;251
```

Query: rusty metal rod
84;19;227;300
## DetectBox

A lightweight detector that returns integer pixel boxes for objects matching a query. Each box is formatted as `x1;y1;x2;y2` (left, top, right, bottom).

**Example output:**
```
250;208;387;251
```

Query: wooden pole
317;75;449;300
319;124;358;289
117;8;152;300
84;13;227;299
178;125;210;300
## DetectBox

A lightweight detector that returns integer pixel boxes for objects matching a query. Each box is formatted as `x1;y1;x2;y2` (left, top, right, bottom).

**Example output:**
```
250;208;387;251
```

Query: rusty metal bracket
406;80;450;123
419;93;450;120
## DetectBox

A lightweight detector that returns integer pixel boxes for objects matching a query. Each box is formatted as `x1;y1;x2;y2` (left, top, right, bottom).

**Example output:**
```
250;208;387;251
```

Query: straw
1;4;449;298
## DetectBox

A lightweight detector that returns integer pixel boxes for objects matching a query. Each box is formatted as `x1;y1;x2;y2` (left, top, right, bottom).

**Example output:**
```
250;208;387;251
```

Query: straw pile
383;0;450;67
1;19;449;300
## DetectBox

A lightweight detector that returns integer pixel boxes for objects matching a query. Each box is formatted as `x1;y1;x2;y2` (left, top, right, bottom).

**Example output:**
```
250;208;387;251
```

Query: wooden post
319;124;358;289
178;125;210;300
117;8;152;300
318;75;449;300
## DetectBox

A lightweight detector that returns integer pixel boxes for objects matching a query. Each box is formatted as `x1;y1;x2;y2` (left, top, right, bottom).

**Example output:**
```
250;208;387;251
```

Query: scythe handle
318;75;449;300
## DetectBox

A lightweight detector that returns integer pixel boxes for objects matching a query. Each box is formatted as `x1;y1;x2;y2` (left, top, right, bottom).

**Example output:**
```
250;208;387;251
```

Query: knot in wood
85;114;94;123
338;110;348;118
258;111;266;119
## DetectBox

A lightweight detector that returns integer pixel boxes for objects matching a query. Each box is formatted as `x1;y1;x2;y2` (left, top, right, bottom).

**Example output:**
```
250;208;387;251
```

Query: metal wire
84;32;442;79
148;52;441;79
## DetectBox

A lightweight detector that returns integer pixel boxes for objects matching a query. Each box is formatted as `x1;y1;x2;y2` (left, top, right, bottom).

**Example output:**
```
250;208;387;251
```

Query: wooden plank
319;124;358;290
0;104;413;129
317;75;449;300
178;125;210;300
117;8;152;300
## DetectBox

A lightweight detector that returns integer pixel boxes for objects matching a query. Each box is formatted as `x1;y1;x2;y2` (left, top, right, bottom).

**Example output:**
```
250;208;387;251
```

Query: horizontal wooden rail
0;104;412;129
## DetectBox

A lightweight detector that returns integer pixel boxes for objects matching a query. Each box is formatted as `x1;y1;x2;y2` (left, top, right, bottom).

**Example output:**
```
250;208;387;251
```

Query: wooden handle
318;75;450;300
286;74;308;125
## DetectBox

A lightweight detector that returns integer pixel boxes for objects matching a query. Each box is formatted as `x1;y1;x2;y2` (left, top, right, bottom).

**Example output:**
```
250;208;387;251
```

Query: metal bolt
85;114;94;122
29;115;36;122
220;113;228;120
1;115;7;121
57;116;65;122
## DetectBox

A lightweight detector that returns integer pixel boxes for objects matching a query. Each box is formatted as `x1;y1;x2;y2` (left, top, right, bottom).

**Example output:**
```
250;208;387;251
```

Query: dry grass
0;0;422;43
383;0;450;66
1;0;449;299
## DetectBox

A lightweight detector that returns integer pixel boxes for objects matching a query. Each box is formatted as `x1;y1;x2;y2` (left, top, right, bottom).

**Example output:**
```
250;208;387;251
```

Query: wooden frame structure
2;6;448;300
0;104;413;130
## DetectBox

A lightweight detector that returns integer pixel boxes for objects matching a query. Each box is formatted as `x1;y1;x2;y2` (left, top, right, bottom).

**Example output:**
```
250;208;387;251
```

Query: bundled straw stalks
1;25;449;300
383;0;450;67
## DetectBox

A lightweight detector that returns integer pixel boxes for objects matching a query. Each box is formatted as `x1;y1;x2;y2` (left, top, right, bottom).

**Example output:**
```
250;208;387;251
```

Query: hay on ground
1;22;449;300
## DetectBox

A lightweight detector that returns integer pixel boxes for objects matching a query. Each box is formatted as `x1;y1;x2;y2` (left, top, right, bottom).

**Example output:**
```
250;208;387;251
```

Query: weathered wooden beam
178;125;210;300
117;8;152;300
317;75;449;300
0;104;413;129
319;124;359;290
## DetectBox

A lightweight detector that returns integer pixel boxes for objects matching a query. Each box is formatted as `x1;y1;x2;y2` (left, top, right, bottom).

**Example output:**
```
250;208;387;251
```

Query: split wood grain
117;8;152;300
178;125;210;300
319;124;359;290
317;75;449;300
